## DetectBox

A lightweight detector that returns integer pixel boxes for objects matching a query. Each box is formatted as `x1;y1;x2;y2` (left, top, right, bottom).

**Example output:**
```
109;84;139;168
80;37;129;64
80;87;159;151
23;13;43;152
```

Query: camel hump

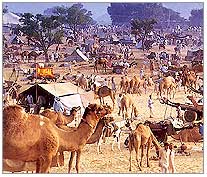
3;106;42;148
98;86;111;95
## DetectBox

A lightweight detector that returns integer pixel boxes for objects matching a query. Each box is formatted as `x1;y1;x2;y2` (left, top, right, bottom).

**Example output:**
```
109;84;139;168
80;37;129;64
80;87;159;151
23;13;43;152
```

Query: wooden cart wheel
184;110;197;122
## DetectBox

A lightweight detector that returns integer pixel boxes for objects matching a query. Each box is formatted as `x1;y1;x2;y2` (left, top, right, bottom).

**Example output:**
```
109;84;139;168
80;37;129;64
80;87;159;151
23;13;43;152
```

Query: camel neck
57;117;99;152
87;121;105;144
190;98;199;107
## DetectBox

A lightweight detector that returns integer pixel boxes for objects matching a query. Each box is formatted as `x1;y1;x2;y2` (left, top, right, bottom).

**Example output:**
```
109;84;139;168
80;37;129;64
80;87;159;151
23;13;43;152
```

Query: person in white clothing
159;142;170;173
168;143;176;173
102;78;108;87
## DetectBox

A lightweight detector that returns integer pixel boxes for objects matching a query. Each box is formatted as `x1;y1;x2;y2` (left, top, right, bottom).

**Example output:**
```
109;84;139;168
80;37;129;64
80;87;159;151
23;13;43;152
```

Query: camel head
70;106;81;117
102;116;114;126
187;95;194;101
82;104;111;129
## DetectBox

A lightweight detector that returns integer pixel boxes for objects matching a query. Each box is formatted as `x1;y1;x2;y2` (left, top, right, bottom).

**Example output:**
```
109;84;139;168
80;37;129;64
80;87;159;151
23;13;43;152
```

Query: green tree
131;18;157;50
19;13;64;61
52;3;94;41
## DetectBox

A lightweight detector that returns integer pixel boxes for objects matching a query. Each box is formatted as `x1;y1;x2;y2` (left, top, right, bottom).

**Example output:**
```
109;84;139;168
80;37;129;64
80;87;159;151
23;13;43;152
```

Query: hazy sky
3;2;203;19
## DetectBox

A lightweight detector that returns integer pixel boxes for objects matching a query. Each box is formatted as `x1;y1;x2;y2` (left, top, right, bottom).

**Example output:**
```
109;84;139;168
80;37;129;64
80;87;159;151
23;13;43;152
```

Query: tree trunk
44;50;49;62
142;38;145;51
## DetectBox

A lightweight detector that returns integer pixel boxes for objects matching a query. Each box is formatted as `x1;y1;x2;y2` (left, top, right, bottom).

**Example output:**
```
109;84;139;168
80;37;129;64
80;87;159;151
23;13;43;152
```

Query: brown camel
171;126;202;142
94;85;115;109
132;76;146;95
67;116;114;173
128;123;161;171
182;70;198;93
129;78;135;94
123;76;130;93
120;94;133;118
76;74;88;90
187;95;203;112
94;58;108;73
158;76;176;98
41;106;81;127
3;104;111;173
28;51;43;63
120;77;125;93
3;115;114;173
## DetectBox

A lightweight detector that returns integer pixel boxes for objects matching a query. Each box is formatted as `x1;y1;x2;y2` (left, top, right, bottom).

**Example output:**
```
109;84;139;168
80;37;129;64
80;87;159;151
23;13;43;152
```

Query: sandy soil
3;43;204;173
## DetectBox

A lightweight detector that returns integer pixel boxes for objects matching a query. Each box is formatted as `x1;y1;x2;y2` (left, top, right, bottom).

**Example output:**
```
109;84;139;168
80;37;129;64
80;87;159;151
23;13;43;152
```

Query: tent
3;12;21;25
64;49;89;62
19;82;88;115
136;40;142;49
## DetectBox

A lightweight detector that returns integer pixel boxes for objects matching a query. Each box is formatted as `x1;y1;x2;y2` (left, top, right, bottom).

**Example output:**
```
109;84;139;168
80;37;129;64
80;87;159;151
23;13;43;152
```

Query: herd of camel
3;102;162;173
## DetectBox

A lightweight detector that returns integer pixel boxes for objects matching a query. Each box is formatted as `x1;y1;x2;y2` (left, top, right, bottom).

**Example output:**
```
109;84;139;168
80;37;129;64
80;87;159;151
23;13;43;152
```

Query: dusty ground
3;43;204;173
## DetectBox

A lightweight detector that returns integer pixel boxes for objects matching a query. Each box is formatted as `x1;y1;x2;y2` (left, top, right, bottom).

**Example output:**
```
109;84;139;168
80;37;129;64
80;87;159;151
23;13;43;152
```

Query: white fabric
3;12;21;25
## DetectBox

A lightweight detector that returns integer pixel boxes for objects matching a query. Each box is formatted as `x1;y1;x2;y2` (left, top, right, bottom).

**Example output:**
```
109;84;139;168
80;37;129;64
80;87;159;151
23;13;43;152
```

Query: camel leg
146;140;152;167
135;147;142;171
140;145;144;167
129;149;132;171
99;97;102;105
75;150;82;173
36;159;41;173
97;137;103;154
59;151;64;166
68;151;75;173
40;155;52;173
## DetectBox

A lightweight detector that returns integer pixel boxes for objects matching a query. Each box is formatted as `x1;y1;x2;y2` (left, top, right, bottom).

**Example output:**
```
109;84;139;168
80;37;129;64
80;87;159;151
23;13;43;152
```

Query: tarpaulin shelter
64;49;89;62
3;12;21;25
18;82;93;115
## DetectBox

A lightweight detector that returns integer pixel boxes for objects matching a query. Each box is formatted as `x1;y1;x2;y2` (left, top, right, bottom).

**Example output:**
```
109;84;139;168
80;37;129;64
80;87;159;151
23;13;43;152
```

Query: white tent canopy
3;12;21;25
65;49;89;62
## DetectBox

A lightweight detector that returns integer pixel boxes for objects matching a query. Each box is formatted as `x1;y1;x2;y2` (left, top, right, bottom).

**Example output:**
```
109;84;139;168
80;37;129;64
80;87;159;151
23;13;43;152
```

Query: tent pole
36;63;38;102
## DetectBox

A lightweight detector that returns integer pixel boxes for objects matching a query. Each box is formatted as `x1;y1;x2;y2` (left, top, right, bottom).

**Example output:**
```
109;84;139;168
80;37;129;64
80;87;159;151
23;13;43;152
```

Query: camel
158;76;177;98
28;51;43;63
128;123;161;171
119;77;125;93
120;94;133;119
3;116;114;173
3;104;111;173
94;85;115;109
129;78;135;94
94;58;108;73
120;76;130;93
124;76;130;93
182;70;198;93
171;126;202;142
187;95;203;112
132;76;146;95
68;116;114;172
76;74;88;90
40;106;81;127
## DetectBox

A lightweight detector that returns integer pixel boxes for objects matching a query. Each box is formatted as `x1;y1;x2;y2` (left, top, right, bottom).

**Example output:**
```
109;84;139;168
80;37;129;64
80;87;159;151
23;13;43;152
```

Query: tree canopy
131;18;157;50
51;3;94;41
19;13;64;61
